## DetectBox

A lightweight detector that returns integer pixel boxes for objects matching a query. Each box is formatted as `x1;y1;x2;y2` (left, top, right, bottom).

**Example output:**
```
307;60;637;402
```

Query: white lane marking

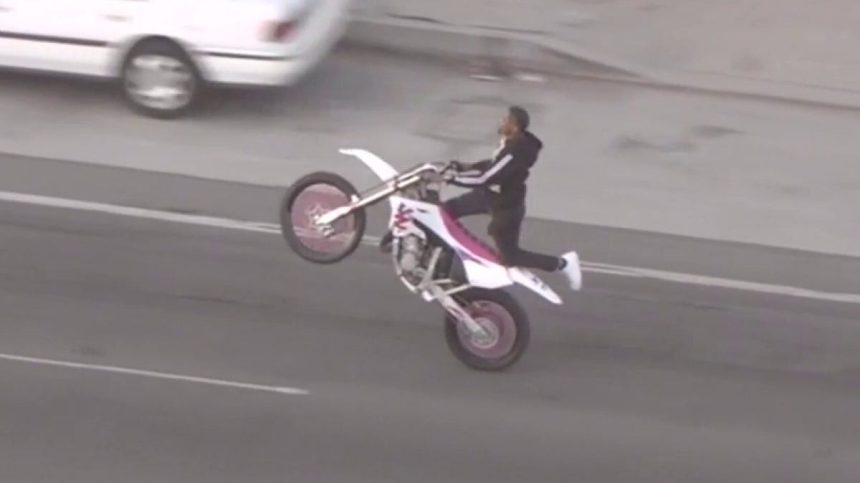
583;263;860;304
0;353;309;396
1;189;859;305
0;191;282;234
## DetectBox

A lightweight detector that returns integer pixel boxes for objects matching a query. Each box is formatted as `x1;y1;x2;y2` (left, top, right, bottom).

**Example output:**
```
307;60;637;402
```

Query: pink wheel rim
456;300;517;359
290;183;357;256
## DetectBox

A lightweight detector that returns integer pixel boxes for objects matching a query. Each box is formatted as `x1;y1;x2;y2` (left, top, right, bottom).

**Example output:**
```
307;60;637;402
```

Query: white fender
338;148;399;182
461;260;514;289
339;148;403;224
508;268;563;305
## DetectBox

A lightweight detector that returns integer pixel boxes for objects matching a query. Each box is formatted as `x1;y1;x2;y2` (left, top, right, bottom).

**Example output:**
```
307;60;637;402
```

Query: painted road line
582;263;860;305
0;353;309;396
1;189;859;305
0;191;282;234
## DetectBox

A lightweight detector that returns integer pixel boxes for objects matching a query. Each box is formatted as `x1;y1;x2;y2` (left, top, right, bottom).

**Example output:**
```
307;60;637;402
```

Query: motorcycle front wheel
280;171;366;264
444;288;531;371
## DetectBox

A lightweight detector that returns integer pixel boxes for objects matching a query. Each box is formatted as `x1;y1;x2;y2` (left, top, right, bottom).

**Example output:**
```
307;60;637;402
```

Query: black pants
444;190;560;272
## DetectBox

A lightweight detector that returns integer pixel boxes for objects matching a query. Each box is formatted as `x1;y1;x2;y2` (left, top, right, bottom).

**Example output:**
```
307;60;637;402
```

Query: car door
2;0;114;76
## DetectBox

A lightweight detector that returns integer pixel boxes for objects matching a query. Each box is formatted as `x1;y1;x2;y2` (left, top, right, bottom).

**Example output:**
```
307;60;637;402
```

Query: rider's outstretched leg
489;204;582;290
444;189;493;218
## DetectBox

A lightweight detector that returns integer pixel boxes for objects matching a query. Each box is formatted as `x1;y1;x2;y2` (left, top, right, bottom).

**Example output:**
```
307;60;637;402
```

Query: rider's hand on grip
420;168;444;183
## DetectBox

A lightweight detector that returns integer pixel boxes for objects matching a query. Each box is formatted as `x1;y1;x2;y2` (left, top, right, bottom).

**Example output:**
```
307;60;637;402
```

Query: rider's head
498;105;530;138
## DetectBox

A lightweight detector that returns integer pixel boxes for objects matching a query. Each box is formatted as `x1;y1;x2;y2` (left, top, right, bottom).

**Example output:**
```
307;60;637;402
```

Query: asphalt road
1;158;858;482
1;45;858;256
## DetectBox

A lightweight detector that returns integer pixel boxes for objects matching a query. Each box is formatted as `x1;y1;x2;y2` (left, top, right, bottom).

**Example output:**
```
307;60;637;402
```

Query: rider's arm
453;159;491;175
450;146;519;188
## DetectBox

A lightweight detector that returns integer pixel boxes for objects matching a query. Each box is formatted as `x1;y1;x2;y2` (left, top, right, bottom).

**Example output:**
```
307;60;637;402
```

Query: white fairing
401;199;512;289
508;268;562;305
340;148;563;304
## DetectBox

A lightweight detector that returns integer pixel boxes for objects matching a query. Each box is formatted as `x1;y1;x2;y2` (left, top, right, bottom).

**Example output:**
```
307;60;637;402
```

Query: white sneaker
560;251;582;291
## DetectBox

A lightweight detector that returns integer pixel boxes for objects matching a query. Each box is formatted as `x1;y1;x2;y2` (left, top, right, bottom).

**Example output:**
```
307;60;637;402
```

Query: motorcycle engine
399;235;426;278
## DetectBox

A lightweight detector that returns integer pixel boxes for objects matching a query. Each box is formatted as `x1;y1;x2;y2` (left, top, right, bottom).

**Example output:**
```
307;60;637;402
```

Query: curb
342;16;644;81
343;16;860;111
648;70;860;112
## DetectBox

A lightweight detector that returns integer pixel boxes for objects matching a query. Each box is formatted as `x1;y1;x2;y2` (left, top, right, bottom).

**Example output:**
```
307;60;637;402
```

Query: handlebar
402;161;458;185
314;161;458;226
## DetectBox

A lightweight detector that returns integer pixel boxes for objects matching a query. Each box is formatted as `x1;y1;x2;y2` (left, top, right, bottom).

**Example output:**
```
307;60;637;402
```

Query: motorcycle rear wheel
444;288;530;371
280;171;366;264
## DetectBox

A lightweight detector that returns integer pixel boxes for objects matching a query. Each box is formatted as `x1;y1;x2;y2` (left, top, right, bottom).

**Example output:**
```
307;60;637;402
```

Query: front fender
338;148;399;182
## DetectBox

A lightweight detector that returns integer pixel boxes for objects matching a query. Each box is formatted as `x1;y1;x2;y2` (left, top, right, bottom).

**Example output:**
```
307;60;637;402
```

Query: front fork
432;286;490;340
393;243;491;340
314;165;489;340
314;167;431;228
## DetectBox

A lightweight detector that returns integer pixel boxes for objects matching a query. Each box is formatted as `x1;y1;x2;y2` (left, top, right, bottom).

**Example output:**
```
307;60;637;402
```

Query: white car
0;0;351;118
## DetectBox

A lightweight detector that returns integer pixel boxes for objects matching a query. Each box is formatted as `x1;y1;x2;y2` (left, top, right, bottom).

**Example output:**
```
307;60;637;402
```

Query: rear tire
121;39;201;119
280;171;366;264
444;288;530;371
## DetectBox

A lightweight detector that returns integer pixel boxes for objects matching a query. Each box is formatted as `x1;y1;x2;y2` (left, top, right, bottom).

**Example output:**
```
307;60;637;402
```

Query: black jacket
451;131;543;209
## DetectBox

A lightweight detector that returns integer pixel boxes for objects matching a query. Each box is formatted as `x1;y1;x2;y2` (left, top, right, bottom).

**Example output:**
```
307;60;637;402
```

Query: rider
382;105;582;291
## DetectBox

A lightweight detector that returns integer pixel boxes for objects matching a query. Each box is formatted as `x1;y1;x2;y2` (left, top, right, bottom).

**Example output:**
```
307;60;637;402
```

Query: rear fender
460;259;513;290
508;267;563;305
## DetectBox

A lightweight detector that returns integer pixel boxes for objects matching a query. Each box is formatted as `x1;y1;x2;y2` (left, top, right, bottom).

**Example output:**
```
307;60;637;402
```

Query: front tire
444;288;531;371
121;39;201;119
280;171;366;264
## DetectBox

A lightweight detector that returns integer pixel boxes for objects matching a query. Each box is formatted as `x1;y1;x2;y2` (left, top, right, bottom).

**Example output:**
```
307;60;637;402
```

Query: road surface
0;46;858;256
1;156;858;483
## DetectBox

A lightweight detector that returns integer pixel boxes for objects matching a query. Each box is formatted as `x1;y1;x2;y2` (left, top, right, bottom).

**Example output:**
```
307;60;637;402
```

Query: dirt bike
279;148;575;371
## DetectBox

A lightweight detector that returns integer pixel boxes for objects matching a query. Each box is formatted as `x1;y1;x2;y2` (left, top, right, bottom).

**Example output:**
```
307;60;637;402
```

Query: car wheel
121;40;201;119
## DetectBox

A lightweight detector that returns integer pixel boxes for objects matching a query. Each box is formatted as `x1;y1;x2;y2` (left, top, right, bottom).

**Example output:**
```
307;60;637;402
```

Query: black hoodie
451;130;543;209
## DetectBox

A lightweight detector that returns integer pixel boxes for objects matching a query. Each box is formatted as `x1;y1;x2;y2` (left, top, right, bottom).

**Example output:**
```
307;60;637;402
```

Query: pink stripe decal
439;208;501;264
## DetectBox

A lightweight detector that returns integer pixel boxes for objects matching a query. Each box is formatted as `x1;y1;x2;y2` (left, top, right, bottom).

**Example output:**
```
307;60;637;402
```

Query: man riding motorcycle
381;105;582;291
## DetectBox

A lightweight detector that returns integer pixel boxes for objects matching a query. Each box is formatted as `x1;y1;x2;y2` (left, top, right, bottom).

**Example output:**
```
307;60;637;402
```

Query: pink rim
456;300;517;359
290;183;357;256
